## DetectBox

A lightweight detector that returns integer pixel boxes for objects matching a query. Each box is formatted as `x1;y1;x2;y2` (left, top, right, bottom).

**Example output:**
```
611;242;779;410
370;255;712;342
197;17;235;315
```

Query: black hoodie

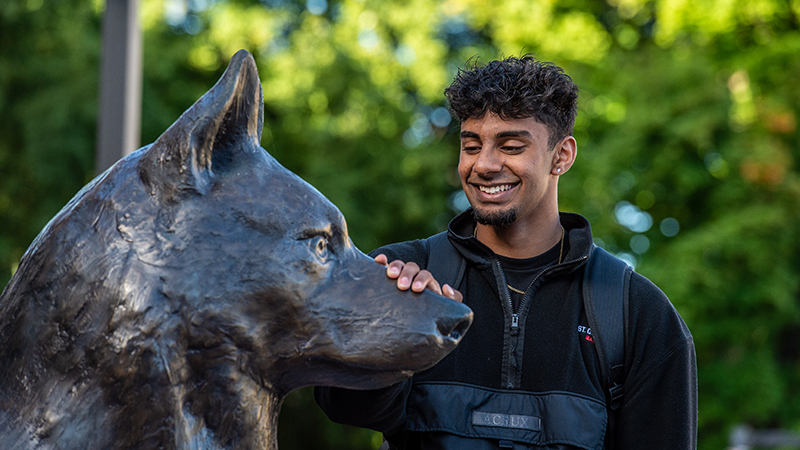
316;210;697;450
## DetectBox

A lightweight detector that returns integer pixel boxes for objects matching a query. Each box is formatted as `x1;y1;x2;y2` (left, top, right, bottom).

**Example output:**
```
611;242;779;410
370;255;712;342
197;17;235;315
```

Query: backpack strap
423;231;467;291
582;245;632;411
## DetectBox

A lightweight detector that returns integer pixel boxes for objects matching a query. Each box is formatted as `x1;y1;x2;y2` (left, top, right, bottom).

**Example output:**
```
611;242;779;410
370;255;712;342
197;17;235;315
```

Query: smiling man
459;113;572;259
316;55;697;450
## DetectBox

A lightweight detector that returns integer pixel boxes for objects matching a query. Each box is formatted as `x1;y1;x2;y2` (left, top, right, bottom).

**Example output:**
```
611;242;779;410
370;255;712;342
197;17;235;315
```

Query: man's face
458;113;559;228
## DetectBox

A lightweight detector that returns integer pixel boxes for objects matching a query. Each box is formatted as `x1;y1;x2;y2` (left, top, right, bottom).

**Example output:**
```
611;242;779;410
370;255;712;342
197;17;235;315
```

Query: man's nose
473;147;503;176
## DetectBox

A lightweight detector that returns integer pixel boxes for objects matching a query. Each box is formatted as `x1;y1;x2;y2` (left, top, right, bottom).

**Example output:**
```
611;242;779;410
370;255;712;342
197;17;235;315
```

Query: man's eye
462;146;481;153
502;146;524;152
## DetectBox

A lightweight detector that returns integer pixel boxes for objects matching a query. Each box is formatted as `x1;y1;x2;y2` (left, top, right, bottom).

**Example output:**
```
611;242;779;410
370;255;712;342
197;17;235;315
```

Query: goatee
472;207;517;227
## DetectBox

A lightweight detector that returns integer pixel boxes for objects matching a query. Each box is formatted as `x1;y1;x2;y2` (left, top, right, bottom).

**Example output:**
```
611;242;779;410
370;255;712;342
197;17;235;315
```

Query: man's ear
551;136;577;176
138;49;264;201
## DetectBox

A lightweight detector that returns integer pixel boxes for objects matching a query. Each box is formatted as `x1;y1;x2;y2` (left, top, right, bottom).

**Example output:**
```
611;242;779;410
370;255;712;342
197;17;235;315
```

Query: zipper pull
510;314;519;335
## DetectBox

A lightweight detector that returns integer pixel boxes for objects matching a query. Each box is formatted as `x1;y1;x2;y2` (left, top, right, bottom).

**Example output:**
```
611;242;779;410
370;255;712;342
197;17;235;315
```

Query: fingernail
398;277;410;288
444;285;453;296
388;266;400;276
412;281;424;291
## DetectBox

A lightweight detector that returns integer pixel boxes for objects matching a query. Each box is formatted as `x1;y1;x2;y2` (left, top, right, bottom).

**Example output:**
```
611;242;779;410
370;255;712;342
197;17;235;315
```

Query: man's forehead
459;114;548;139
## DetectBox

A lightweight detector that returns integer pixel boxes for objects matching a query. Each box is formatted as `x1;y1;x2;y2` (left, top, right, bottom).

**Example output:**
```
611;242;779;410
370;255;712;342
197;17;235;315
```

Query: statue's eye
311;235;328;262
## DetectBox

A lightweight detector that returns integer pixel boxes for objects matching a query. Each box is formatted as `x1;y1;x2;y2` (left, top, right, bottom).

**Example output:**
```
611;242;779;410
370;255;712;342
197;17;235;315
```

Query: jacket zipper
491;258;518;389
494;255;589;390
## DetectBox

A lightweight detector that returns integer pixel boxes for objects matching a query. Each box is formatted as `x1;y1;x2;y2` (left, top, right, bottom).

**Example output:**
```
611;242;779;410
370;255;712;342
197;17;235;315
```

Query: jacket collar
446;208;595;270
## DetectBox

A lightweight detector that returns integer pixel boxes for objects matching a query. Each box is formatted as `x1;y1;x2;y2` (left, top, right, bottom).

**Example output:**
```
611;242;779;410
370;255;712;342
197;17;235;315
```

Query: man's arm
613;336;697;449
314;379;413;433
612;273;698;449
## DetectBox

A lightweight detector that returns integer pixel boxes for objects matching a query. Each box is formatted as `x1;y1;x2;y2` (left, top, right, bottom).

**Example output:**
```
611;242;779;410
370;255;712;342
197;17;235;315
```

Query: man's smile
477;183;517;195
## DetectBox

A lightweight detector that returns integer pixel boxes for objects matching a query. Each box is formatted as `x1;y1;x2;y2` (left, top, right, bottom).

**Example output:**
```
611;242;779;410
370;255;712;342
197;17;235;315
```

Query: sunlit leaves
444;0;612;64
654;0;793;45
3;1;800;449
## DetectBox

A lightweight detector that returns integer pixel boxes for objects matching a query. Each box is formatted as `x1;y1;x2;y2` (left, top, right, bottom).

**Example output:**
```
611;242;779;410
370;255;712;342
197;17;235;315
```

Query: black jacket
316;211;697;450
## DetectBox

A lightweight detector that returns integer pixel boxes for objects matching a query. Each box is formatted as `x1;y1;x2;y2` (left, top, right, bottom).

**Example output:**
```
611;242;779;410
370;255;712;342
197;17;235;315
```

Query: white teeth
479;184;514;194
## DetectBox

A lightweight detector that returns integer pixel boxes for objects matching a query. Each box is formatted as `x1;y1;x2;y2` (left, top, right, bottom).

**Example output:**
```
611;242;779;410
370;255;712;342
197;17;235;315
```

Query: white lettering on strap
472;411;541;431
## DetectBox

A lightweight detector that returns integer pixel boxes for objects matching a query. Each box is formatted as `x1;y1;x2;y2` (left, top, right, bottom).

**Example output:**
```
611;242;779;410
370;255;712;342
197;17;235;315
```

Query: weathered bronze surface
0;50;472;450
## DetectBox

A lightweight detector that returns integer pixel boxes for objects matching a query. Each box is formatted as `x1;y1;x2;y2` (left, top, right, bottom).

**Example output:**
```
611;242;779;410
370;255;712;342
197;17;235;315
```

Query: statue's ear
139;49;264;199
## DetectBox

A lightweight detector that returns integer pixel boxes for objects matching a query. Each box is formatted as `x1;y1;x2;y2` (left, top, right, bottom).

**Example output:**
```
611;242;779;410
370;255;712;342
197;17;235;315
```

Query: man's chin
472;207;518;227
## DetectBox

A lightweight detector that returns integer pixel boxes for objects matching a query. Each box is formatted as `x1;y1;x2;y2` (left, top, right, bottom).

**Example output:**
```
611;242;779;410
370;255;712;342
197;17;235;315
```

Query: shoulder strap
582;245;632;411
424;231;467;291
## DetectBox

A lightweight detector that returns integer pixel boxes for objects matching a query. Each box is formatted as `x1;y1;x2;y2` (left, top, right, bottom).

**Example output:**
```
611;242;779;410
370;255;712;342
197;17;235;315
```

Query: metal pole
96;0;142;174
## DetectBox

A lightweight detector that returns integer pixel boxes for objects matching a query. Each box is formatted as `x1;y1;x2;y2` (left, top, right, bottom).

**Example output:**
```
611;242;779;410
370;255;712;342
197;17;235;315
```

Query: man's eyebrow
496;130;532;139
459;130;533;139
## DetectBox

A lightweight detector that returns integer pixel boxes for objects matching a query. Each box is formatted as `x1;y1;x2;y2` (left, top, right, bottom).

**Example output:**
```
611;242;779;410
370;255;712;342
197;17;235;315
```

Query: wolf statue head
0;50;472;450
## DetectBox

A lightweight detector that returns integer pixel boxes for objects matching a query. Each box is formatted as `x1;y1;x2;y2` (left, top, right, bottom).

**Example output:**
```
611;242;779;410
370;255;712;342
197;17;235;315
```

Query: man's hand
374;254;463;303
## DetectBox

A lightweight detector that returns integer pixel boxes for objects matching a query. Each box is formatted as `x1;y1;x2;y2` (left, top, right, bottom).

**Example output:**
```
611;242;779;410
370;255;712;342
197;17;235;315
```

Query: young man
315;55;697;449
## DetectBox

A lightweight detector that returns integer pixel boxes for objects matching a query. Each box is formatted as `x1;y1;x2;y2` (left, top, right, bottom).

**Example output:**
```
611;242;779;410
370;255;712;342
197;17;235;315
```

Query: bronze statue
0;50;472;450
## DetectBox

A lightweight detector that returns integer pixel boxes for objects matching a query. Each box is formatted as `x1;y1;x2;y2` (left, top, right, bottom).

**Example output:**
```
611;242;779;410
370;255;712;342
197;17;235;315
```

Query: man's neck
475;213;563;259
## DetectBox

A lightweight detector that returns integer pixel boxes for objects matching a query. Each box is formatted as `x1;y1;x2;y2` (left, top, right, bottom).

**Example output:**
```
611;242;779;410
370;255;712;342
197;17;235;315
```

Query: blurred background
1;0;800;448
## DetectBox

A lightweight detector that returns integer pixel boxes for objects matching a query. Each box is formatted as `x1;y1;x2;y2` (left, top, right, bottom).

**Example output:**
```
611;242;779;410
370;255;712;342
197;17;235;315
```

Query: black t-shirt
496;237;568;311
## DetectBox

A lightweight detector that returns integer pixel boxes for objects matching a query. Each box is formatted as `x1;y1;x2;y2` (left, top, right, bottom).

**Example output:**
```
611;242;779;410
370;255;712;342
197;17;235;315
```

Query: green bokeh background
2;0;800;448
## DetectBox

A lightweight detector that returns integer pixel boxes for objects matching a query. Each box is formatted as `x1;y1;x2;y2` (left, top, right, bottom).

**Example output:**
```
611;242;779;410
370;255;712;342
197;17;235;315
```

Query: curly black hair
444;55;579;150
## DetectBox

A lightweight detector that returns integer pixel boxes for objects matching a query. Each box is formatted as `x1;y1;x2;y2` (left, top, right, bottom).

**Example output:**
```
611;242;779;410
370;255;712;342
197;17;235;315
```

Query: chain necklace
506;226;565;296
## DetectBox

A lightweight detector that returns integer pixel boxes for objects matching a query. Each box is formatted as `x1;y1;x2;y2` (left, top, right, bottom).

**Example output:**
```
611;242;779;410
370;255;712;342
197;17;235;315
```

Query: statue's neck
175;383;283;450
105;343;285;449
172;352;285;450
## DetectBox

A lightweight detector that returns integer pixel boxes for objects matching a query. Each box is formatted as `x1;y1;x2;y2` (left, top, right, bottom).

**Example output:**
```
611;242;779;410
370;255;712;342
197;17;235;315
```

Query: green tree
0;0;101;288
2;0;800;449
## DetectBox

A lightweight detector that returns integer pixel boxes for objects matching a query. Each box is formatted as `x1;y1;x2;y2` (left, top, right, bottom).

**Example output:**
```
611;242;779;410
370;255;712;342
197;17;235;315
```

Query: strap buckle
608;383;625;410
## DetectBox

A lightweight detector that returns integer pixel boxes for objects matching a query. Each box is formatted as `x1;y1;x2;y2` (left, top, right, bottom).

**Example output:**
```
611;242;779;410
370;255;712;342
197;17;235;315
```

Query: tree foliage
2;0;800;449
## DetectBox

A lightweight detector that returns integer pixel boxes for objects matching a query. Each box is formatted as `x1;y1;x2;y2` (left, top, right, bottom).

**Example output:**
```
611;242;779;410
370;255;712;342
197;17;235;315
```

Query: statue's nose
436;307;473;344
